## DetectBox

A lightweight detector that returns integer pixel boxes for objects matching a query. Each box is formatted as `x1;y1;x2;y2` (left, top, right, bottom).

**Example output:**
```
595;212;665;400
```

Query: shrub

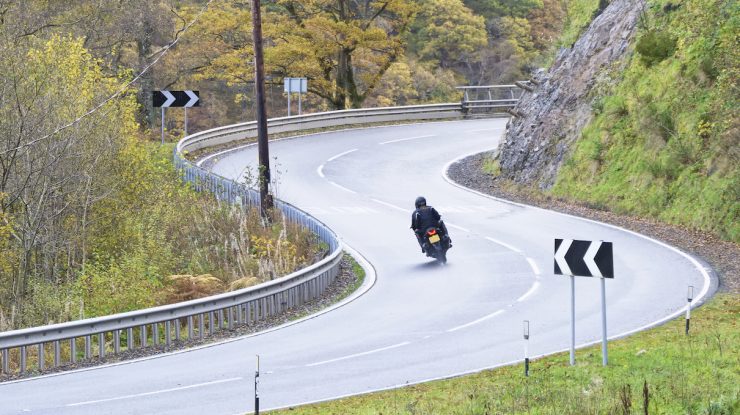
636;30;677;66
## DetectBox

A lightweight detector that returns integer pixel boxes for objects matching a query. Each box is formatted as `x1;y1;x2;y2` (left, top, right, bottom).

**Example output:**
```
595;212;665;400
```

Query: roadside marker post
554;238;614;367
523;320;530;377
255;355;260;415
686;285;694;335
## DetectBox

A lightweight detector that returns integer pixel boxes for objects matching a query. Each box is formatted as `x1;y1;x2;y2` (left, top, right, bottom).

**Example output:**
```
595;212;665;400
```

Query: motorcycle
421;226;451;264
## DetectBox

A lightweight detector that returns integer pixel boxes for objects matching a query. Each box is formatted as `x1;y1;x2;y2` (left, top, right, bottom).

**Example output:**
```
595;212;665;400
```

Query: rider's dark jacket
411;206;441;234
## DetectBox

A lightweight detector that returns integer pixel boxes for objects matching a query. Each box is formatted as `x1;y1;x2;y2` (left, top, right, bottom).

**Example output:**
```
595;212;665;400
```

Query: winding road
0;119;714;414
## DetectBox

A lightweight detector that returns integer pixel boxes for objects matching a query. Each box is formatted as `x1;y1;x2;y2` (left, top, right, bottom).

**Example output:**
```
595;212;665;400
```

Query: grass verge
271;294;738;414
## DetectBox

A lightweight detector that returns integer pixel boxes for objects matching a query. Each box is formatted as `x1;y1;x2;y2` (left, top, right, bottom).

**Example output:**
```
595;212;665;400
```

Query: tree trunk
136;17;155;128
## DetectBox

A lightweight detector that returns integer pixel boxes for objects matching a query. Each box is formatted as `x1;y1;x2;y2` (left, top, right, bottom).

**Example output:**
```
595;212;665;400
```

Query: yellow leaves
0;193;15;275
697;119;713;139
410;0;487;65
193;0;416;108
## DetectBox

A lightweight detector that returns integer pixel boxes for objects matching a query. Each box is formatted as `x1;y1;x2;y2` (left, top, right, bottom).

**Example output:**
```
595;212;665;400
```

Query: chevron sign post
554;239;614;367
152;90;201;143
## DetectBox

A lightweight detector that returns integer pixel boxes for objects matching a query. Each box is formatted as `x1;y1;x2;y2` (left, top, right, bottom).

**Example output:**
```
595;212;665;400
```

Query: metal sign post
284;77;307;116
600;277;608;366
554;238;614;367
161;107;165;145
570;275;575;366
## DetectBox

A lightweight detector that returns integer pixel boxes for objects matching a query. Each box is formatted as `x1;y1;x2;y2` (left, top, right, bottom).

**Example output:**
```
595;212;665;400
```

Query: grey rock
497;0;642;189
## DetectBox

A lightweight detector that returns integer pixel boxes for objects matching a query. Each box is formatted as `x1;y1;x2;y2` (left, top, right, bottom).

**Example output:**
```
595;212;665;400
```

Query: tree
0;30;138;326
407;0;488;68
464;0;543;20
192;0;417;110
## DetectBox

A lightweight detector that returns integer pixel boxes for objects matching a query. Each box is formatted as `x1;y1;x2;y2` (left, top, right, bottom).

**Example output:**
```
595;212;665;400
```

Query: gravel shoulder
448;151;739;294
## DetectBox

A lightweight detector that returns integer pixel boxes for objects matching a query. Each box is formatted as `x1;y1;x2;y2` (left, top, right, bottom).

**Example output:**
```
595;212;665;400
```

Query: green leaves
636;30;677;66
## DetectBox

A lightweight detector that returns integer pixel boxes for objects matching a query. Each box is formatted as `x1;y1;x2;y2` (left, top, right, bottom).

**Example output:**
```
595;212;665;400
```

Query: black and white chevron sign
152;90;200;108
554;239;614;278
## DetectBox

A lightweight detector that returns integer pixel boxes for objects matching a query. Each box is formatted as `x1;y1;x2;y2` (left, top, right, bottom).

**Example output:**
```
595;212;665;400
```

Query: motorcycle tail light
427;229;437;236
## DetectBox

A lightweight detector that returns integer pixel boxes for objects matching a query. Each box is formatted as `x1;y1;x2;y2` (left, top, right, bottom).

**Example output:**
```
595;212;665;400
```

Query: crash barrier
0;148;343;378
457;85;524;114
177;103;465;155
0;100;520;376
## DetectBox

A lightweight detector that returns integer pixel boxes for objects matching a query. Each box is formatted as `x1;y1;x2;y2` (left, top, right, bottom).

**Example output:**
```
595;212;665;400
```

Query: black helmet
415;196;426;209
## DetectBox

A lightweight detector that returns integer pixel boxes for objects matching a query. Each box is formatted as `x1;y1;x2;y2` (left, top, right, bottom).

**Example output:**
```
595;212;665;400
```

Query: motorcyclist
410;196;451;253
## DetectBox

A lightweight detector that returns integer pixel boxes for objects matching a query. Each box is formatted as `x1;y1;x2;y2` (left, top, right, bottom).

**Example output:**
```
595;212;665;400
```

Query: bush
636;30;677;66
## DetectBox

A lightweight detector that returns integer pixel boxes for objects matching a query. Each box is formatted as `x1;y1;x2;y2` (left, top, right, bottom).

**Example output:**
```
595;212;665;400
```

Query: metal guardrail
177;103;464;155
0;139;344;378
0;99;519;377
457;85;524;113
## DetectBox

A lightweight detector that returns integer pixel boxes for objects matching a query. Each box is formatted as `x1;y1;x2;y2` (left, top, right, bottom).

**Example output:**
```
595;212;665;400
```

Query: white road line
371;198;407;213
516;281;541;302
447;310;505;333
329;181;357;194
446;223;470;233
306;342;411;367
327;148;358;162
317;164;325;178
525;257;541;275
379;134;436;145
66;377;242;407
485;236;523;254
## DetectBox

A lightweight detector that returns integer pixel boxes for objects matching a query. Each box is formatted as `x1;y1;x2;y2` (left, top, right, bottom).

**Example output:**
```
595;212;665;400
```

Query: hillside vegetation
0;34;318;330
552;0;738;242
0;0;576;329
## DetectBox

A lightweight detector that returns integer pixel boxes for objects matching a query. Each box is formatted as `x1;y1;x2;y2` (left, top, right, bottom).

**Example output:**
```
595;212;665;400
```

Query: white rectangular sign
284;77;307;93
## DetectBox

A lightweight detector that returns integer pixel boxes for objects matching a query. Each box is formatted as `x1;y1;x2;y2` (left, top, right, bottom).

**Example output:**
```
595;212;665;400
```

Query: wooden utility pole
251;0;272;216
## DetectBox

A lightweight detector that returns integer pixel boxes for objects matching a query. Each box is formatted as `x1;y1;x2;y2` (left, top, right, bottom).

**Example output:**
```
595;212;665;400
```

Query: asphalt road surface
0;119;714;414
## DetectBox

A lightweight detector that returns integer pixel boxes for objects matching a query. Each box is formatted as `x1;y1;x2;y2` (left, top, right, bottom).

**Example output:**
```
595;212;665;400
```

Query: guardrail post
188;316;194;339
199;314;205;340
218;309;225;330
99;333;105;358
1;349;8;374
228;307;234;330
165;321;172;347
127;328;134;350
85;336;91;359
70;338;76;363
209;312;215;335
20;346;26;374
175;319;181;341
140;325;147;348
53;341;60;367
114;330;121;354
238;305;244;326
153;323;160;346
38;343;45;370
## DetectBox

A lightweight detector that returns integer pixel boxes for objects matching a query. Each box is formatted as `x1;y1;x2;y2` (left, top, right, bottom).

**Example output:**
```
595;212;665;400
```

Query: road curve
0;119;714;415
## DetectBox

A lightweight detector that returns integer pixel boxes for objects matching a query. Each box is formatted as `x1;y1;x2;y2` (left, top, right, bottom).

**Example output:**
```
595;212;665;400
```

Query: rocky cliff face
497;0;642;189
